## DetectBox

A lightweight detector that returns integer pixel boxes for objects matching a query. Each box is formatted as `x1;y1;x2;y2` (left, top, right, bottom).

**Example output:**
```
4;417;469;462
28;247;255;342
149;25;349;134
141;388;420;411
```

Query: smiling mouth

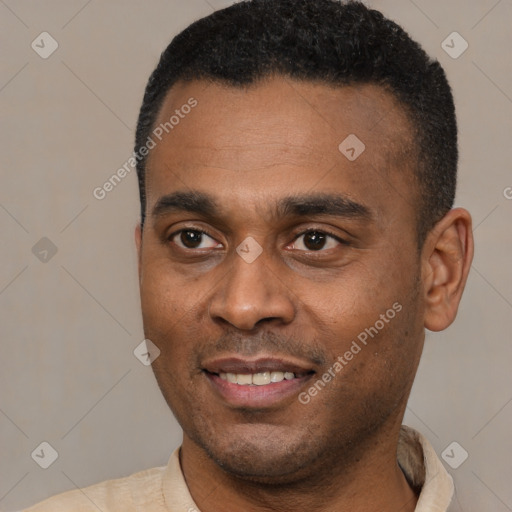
202;356;315;383
201;357;316;406
206;370;310;386
219;370;297;385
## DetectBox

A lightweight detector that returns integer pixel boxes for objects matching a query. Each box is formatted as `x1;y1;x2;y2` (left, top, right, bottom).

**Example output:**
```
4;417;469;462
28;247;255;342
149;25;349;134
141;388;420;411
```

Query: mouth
218;370;299;386
202;357;316;408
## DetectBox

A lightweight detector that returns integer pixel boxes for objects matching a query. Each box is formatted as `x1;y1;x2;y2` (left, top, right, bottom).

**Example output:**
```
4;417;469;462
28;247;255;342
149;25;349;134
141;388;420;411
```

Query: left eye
170;229;220;250
291;231;342;251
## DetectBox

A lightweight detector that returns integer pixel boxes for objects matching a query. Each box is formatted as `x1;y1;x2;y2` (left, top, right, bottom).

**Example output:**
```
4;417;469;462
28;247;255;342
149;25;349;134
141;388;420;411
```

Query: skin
135;76;473;511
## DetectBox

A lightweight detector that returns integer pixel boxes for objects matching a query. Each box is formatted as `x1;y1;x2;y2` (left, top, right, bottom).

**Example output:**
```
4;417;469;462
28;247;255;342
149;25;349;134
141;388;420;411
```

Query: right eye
169;229;221;250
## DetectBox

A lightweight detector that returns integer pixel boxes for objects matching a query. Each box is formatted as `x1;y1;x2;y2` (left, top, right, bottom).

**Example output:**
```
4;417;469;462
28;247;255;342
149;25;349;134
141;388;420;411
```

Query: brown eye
303;231;327;250
291;230;342;251
170;229;220;250
180;230;203;248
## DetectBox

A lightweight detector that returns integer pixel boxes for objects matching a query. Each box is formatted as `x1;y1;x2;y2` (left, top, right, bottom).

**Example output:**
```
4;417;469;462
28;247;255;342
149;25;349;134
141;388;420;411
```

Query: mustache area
195;330;328;370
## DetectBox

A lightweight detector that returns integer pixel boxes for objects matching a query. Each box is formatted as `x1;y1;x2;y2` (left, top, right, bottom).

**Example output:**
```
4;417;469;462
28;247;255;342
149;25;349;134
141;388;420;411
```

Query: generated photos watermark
93;97;198;200
298;301;403;404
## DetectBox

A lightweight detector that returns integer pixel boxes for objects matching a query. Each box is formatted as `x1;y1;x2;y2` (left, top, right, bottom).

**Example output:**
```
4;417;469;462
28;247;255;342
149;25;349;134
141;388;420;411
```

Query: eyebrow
277;193;372;220
152;191;217;219
151;191;372;222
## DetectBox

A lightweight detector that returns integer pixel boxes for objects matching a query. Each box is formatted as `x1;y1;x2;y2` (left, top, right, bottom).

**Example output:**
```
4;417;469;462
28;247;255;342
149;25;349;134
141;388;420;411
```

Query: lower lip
205;372;313;408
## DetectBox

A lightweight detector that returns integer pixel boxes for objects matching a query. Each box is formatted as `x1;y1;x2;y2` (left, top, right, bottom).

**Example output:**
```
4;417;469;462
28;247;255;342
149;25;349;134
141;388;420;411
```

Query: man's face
136;77;426;482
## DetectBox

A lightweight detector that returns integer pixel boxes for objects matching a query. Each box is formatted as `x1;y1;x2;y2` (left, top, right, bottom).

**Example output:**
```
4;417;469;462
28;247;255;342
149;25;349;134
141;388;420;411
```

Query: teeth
237;373;253;385
270;371;285;382
218;371;296;386
252;372;271;385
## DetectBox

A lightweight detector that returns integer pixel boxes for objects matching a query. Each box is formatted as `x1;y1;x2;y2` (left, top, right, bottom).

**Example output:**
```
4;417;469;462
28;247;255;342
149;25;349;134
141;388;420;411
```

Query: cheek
140;257;195;324
297;253;421;386
301;263;402;334
139;259;208;365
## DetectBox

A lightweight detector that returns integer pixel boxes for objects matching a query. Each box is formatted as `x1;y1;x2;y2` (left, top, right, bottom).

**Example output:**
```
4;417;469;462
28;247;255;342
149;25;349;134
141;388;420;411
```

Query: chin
192;423;324;483
210;447;313;484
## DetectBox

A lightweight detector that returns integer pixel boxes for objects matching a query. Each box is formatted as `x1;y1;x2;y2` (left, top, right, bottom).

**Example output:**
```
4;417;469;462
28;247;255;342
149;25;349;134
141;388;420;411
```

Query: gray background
1;0;511;510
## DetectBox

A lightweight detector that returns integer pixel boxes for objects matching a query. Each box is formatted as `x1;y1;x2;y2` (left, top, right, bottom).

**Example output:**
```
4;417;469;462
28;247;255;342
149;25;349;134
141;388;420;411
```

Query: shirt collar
398;425;455;511
163;425;454;511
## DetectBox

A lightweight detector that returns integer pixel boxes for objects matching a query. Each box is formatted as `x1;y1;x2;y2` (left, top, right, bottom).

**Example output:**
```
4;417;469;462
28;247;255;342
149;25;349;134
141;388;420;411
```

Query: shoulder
22;465;167;512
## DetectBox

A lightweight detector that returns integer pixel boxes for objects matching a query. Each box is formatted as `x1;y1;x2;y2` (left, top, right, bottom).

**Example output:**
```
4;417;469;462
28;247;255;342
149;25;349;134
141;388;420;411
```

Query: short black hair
135;0;457;245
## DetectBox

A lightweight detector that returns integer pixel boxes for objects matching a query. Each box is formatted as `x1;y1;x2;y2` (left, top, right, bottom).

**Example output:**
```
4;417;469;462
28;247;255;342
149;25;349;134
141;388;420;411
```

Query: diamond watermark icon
31;441;59;469
441;441;468;469
441;32;468;59
236;236;263;263
338;134;365;161
134;339;161;366
32;237;58;263
31;32;59;59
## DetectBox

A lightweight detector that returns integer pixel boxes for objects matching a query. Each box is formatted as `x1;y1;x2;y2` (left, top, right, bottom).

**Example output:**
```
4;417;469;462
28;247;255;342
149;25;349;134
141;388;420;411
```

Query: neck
180;423;418;512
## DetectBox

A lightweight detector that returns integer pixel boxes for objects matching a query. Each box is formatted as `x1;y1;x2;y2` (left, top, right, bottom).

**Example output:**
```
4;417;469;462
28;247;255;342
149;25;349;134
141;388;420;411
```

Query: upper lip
202;356;316;377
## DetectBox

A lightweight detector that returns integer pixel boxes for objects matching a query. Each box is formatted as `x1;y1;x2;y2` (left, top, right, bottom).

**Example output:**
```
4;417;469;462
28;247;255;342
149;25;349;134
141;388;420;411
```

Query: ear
135;223;143;279
421;208;474;331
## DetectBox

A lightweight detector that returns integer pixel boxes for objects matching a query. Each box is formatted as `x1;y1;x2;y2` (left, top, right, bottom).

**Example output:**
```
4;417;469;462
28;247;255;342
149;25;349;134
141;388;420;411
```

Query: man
24;0;473;510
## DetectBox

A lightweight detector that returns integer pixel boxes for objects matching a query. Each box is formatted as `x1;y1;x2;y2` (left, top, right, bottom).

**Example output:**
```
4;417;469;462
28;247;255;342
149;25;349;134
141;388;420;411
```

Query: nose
208;251;296;331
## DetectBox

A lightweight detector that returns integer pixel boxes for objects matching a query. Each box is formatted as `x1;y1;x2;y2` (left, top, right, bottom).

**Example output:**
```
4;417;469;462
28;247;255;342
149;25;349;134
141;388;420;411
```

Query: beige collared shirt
22;426;459;512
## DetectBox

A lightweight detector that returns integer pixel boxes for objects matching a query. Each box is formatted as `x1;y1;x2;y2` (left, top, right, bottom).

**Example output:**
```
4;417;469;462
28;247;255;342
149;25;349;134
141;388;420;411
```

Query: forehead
153;77;413;154
145;76;417;220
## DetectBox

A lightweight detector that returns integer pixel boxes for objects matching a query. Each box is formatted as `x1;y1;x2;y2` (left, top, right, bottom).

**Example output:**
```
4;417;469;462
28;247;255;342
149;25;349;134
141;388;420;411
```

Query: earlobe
422;208;474;332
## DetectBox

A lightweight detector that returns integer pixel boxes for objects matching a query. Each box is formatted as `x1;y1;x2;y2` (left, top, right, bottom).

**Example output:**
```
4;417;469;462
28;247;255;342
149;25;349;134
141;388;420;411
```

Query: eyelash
290;228;348;247
167;227;348;251
168;228;220;250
